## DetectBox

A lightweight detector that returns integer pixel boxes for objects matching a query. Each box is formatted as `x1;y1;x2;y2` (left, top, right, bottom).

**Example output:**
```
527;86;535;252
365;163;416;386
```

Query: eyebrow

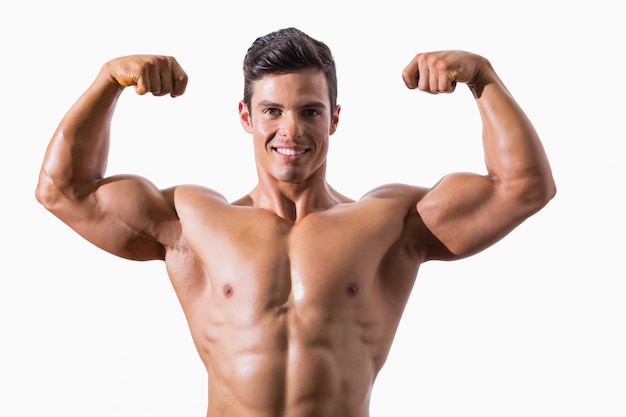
257;101;327;110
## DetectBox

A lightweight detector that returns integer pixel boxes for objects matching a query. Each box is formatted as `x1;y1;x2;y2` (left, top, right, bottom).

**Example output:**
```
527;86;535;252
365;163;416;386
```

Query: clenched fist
102;54;188;97
401;50;493;95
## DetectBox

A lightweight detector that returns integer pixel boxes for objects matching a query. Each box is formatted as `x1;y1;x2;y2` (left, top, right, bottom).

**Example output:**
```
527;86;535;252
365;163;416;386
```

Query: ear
239;101;253;133
329;104;341;135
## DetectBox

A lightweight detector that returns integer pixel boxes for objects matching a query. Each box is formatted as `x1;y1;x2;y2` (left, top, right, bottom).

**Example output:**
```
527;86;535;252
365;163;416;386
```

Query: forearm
41;72;123;193
473;74;556;205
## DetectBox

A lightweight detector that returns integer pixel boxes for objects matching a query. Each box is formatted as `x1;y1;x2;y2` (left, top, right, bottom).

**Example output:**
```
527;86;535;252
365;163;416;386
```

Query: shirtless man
36;27;556;416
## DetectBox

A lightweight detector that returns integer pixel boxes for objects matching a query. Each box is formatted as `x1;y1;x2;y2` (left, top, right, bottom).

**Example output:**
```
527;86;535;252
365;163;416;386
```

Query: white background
1;1;624;416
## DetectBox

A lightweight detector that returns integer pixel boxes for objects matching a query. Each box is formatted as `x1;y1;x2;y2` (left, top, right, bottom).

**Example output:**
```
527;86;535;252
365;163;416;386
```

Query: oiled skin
169;185;426;416
36;51;555;417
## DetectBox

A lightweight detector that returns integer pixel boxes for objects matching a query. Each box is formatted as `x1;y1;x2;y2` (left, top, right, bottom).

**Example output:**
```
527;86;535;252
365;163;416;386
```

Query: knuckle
434;59;450;72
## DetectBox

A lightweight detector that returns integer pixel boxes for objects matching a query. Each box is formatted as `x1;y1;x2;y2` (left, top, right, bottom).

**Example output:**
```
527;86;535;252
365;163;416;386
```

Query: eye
302;108;321;117
263;108;281;117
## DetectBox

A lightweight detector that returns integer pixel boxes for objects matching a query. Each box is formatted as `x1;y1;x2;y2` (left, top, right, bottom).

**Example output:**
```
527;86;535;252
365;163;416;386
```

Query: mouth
273;147;308;157
271;146;311;162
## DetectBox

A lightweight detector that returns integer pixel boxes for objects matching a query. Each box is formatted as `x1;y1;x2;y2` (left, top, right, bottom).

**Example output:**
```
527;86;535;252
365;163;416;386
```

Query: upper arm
37;171;180;261
416;171;540;260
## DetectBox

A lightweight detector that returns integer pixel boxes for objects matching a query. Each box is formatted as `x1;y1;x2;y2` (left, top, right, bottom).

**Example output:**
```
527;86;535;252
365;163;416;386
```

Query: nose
278;111;302;140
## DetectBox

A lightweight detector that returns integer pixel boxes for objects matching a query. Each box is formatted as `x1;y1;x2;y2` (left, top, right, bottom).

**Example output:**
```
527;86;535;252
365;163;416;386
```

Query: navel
346;282;360;297
223;283;234;298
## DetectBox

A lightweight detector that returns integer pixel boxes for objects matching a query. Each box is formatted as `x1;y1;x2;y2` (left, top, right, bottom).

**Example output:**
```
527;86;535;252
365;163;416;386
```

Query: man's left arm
403;51;556;260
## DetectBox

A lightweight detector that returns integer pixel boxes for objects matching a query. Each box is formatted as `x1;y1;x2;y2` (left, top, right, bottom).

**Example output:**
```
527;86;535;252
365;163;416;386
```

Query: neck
246;174;351;222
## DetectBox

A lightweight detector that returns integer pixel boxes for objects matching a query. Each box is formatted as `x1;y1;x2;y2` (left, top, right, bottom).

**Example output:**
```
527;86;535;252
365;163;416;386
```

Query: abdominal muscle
197;290;385;417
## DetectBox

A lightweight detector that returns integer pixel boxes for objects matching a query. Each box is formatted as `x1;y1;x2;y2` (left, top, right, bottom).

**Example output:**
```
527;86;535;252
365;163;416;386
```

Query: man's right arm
35;55;188;261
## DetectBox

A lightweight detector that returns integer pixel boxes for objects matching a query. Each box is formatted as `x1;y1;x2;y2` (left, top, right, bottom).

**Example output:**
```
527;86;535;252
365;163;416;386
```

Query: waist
204;336;375;417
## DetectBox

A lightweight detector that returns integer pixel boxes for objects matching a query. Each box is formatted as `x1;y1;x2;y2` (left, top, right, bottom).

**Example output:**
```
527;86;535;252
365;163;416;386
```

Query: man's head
242;27;338;115
238;28;341;186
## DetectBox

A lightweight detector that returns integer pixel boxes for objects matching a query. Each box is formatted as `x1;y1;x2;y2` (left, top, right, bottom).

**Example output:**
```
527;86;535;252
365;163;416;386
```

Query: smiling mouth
273;147;308;156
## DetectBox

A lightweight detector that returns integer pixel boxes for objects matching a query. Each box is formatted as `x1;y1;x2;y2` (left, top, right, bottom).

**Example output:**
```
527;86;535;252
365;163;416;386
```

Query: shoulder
170;184;229;202
348;183;430;239
166;184;230;213
361;183;449;260
351;183;431;231
362;183;429;205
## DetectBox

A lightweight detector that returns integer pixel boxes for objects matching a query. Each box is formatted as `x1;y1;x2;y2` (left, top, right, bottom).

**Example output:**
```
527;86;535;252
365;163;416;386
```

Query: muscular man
36;27;556;416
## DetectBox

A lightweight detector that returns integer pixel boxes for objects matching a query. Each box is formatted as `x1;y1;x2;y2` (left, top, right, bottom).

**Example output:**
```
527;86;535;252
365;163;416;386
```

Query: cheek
251;118;276;139
251;124;274;157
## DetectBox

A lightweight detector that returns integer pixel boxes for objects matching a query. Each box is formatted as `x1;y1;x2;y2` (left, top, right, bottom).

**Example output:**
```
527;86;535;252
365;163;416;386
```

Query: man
36;27;555;416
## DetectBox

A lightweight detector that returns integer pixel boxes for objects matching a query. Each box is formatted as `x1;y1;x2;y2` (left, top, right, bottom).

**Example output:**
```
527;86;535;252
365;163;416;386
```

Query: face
239;68;340;185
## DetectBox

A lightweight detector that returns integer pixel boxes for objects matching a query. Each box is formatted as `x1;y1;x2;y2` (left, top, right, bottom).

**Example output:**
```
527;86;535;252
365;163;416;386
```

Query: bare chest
172;205;417;319
218;216;390;306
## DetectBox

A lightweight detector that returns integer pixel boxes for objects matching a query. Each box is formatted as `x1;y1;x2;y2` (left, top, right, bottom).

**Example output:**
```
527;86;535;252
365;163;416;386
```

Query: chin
273;169;308;184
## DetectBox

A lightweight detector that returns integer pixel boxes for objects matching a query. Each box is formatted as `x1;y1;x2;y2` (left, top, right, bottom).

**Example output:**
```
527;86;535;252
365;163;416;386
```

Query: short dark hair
242;27;338;114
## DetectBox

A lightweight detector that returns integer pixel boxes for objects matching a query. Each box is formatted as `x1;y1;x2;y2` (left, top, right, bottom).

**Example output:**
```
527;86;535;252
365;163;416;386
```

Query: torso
163;184;427;417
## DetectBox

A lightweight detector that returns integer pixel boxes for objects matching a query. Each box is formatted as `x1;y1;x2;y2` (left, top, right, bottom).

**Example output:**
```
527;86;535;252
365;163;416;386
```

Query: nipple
223;283;234;298
346;282;359;297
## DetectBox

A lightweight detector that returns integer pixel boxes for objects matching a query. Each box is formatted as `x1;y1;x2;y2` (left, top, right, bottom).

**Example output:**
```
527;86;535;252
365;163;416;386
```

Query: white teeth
275;148;306;156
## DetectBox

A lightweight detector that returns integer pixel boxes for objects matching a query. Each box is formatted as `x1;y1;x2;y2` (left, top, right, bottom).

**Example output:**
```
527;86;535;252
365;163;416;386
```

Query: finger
440;61;459;93
148;59;163;95
413;53;437;93
170;57;188;97
401;56;419;89
156;59;174;97
429;63;440;93
438;70;456;93
417;61;430;92
134;65;151;95
447;79;457;93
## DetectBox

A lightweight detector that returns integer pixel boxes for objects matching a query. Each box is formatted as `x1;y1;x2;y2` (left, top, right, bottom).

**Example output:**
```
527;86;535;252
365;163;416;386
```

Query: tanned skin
36;49;555;416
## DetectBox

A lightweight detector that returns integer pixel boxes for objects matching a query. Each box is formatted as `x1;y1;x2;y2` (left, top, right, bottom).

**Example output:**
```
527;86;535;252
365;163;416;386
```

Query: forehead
251;68;329;106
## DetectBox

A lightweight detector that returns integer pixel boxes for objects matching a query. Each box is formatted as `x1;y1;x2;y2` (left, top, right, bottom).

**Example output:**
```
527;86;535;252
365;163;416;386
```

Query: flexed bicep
416;172;526;260
40;172;179;261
